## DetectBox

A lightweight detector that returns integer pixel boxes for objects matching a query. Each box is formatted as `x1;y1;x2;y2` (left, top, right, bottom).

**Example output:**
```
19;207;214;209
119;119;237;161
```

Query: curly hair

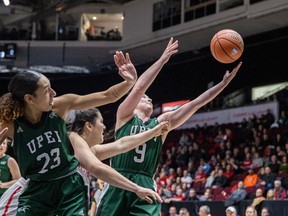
0;93;24;123
0;71;41;124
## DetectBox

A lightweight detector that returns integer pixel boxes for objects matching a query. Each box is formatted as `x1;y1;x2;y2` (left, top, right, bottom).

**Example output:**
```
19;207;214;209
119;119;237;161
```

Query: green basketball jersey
0;154;11;196
13;111;79;181
112;115;163;177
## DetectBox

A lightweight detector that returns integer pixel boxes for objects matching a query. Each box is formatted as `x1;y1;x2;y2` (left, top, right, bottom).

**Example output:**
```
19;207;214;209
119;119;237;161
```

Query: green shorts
16;172;88;216
96;172;160;216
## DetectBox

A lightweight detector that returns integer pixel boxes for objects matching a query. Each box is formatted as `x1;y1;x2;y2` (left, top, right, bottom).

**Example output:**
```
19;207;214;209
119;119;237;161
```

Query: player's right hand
153;121;169;136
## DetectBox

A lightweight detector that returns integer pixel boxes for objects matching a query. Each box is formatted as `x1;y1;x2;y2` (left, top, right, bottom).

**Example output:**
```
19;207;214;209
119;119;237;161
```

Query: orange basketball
210;29;244;64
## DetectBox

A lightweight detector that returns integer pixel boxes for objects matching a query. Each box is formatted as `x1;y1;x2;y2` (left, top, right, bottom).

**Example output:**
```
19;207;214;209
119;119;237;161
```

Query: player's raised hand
222;61;242;85
115;52;137;84
159;37;179;64
135;187;163;204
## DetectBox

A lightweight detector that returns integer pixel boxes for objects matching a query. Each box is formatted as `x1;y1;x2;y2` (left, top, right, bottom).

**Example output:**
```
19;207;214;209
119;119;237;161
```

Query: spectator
200;158;211;175
194;166;207;184
169;206;179;216
211;169;228;188
241;152;253;170
179;131;192;147
259;167;276;190
199;188;212;201
244;169;259;187
225;206;237;216
199;205;212;216
252;152;264;169
186;188;199;201
251;188;265;207
181;170;193;185
224;181;247;207
179;207;190;216
223;163;235;181
205;170;216;188
266;189;275;200
273;179;287;200
261;207;269;216
279;155;288;173
165;187;186;203
245;206;257;216
268;155;280;174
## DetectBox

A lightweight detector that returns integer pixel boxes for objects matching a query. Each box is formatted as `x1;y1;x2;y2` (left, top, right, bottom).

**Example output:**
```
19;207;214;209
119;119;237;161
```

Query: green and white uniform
0;155;12;198
97;115;162;216
13;111;87;216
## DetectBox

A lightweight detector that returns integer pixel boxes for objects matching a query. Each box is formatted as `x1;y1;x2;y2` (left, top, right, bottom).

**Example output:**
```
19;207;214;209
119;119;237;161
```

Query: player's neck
135;111;150;123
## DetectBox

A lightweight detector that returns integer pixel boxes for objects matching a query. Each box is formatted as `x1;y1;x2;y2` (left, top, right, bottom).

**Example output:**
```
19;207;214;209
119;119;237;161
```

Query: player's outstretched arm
116;38;178;128
69;132;162;204
52;52;137;118
158;62;242;135
91;121;169;161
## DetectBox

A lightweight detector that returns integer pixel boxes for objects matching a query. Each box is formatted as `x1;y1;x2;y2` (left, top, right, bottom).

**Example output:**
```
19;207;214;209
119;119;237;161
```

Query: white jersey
0;177;29;216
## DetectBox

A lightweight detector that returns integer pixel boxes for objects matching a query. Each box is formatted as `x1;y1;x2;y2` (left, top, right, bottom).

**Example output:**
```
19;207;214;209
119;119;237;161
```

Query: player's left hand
222;61;242;85
135;187;163;204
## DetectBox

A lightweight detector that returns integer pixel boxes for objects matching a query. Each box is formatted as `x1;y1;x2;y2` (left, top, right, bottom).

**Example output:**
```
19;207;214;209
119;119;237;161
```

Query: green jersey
13;111;79;181
112;115;162;177
0;155;11;196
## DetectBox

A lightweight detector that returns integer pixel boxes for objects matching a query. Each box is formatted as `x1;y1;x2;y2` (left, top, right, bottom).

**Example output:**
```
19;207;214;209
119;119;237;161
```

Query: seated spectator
186;188;199;201
211;169;228;188
251;188;265;207
259;167;276;190
199;205;212;216
181;170;193;185
273;179;287;200
245;206;257;216
229;158;241;173
223;163;235;181
194;166;207;184
261;207;269;216
199;188;212;201
165;187;186;203
169;206;179;216
252;152;264;169
279;155;288;173
179;207;190;216
224;181;247;207
179;131;192;147
200;158;211;175
266;189;275;200
225;206;237;216
205;170;216;188
268;154;280;174
244;169;259;187
241;152;253;170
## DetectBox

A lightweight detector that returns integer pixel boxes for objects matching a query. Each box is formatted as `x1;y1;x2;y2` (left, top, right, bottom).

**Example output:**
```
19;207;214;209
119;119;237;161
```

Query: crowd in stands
153;103;288;214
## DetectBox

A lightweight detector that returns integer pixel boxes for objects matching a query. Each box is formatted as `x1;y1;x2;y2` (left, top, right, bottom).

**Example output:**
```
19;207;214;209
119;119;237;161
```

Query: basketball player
96;37;242;215
0;138;21;198
0;108;168;216
0;51;161;215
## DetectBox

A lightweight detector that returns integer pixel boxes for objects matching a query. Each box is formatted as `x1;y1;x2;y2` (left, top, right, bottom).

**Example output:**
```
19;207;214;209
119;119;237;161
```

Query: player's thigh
57;172;88;216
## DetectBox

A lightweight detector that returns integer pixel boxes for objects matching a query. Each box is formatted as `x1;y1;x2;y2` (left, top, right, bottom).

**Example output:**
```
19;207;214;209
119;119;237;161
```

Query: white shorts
0;177;29;216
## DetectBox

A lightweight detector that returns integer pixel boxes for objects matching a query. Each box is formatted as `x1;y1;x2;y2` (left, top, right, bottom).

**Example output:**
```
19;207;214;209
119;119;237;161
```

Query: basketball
210;29;244;64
